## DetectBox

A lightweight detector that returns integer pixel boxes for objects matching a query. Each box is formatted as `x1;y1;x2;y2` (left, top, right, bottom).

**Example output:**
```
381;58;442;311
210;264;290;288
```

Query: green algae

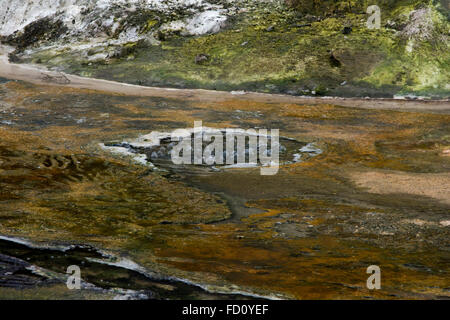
18;0;450;98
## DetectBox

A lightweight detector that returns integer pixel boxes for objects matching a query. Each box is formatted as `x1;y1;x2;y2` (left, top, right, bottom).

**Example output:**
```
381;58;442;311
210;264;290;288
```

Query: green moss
21;0;450;98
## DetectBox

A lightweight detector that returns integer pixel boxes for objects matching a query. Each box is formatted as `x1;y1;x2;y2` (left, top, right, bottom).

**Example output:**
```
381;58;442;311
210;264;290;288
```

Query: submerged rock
0;253;50;288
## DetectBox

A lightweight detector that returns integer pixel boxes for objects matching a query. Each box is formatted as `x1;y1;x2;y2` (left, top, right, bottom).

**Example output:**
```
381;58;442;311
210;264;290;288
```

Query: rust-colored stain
0;81;448;299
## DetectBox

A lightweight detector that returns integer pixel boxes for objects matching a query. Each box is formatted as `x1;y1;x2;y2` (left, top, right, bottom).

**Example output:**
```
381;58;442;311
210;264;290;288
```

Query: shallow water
0;239;259;300
0;80;449;299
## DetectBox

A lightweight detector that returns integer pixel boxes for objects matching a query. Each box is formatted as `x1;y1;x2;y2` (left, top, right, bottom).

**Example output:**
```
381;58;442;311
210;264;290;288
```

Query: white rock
183;10;227;35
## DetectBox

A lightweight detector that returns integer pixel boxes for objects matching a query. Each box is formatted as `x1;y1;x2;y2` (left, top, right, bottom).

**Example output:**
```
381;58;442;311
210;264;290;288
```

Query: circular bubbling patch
100;127;322;173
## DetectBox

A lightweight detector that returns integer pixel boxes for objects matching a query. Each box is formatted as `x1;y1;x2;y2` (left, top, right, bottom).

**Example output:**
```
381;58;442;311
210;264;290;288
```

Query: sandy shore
1;45;449;113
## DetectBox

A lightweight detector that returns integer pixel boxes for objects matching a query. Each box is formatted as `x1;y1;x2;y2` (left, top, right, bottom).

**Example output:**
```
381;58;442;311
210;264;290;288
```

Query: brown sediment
0;284;117;300
348;171;450;205
0;77;448;299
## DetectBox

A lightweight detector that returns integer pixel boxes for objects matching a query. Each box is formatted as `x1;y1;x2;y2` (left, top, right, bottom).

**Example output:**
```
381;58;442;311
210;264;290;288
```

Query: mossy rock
4;17;68;51
13;0;450;98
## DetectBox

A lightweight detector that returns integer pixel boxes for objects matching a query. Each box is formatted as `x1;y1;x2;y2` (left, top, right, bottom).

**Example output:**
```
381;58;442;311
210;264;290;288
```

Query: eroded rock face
0;0;232;51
